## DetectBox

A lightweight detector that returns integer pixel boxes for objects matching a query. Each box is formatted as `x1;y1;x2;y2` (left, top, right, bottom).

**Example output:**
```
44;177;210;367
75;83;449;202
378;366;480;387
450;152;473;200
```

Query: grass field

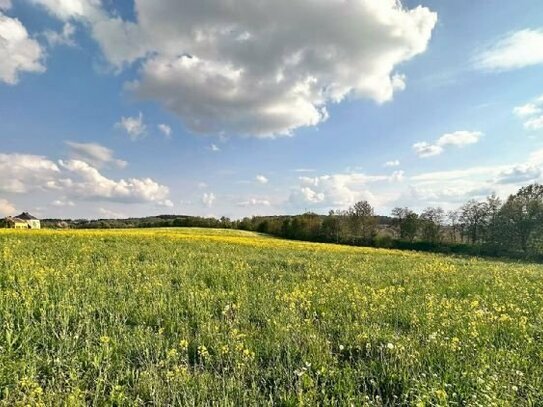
1;228;542;405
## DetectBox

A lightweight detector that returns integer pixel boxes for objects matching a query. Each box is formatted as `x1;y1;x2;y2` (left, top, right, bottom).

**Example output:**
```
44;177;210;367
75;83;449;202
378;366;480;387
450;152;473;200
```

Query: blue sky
1;0;543;219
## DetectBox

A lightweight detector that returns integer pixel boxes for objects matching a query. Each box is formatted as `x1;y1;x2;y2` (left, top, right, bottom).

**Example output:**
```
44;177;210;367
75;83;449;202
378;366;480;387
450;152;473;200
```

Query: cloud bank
31;0;437;137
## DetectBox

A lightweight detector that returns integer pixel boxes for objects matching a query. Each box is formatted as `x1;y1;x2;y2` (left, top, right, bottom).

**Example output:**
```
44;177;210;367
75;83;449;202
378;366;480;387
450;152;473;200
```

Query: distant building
3;212;41;229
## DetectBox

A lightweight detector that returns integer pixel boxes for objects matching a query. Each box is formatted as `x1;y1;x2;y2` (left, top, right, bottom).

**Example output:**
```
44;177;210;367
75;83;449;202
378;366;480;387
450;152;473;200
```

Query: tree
459;200;488;244
499;184;543;252
348;201;376;243
420;207;445;243
483;194;502;244
446;210;460;243
322;210;342;243
391;207;419;242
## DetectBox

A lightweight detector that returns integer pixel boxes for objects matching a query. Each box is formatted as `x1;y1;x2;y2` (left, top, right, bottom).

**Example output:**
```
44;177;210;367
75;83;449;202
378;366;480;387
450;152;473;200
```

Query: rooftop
16;212;38;220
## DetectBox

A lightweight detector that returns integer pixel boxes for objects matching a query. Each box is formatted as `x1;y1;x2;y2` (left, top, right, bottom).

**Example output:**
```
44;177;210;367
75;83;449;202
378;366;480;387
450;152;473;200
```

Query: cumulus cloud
58;159;170;203
514;95;543;130
66;141;127;169
0;152;170;205
209;144;220;152
202;192;216;208
413;131;483;158
256;175;268;184
0;153;61;193
0;198;16;216
0;11;45;84
289;173;391;209
31;0;437;137
475;29;543;71
115;112;147;140
158;123;172;138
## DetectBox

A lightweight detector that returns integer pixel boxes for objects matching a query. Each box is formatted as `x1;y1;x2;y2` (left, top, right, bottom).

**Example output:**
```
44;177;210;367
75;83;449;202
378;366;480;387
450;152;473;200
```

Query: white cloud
0;198;16;216
475;29;543;71
157;199;174;208
0;11;45;84
399;185;493;208
209;144;220;152
256;175;268;184
436;131;482;147
398;157;543;210
390;170;405;183
514;103;542;118
66;141;127;169
158;123;172;138
115;112;147;141
413;142;443;158
528;149;543;166
495;165;542;185
32;0;437;138
0;153;61;193
58;159;170;204
51;199;75;207
411;166;507;184
384;160;400;167
514;95;543;130
0;152;170;205
525;116;543;131
98;207;125;219
413;131;483;158
292;187;325;205
30;0;103;21
238;198;271;207
290;173;388;209
43;22;75;47
202;192;216;208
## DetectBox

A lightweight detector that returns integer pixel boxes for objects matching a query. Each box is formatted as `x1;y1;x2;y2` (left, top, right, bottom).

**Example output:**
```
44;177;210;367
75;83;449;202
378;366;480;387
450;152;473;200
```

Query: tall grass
0;228;542;405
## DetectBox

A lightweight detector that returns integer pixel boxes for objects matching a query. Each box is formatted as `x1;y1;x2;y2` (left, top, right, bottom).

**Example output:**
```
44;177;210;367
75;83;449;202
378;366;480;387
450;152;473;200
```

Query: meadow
0;228;542;406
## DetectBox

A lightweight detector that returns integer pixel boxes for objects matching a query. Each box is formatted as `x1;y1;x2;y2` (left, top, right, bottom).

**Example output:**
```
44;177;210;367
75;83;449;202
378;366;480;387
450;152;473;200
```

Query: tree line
41;183;543;260
240;183;543;260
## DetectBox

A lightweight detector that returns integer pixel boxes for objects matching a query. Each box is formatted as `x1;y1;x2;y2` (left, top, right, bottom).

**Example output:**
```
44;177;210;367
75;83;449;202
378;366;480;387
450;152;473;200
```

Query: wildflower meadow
0;228;542;405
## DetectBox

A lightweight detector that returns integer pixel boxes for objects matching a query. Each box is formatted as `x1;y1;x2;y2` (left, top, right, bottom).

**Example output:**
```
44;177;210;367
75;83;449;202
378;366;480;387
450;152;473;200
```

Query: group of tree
243;183;543;260
40;183;543;261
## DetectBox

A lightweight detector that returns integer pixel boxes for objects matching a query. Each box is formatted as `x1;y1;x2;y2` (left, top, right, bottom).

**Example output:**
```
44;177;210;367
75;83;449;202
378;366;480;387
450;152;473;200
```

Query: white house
3;212;41;229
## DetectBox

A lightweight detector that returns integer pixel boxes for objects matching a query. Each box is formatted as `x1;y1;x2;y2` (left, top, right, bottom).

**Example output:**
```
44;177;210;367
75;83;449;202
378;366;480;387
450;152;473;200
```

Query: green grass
1;228;542;405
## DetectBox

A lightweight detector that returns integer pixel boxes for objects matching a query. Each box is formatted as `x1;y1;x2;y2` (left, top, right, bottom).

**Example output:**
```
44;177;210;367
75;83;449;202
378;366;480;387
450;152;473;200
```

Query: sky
1;0;543;220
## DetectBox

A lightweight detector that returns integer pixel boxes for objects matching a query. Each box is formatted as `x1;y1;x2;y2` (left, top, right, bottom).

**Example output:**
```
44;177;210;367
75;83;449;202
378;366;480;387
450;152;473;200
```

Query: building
3;212;41;229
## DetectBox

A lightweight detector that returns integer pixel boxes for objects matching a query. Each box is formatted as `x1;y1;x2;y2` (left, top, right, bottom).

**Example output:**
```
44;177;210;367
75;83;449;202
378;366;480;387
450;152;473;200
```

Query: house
3;212;41;229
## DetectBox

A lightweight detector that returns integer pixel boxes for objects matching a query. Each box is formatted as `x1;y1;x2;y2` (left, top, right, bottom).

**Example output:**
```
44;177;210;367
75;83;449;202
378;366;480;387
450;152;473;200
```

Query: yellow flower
179;339;189;351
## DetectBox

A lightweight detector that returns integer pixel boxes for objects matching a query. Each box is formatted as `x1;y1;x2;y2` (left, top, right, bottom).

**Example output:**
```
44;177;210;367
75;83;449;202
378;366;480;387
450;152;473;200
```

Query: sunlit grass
1;228;542;405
